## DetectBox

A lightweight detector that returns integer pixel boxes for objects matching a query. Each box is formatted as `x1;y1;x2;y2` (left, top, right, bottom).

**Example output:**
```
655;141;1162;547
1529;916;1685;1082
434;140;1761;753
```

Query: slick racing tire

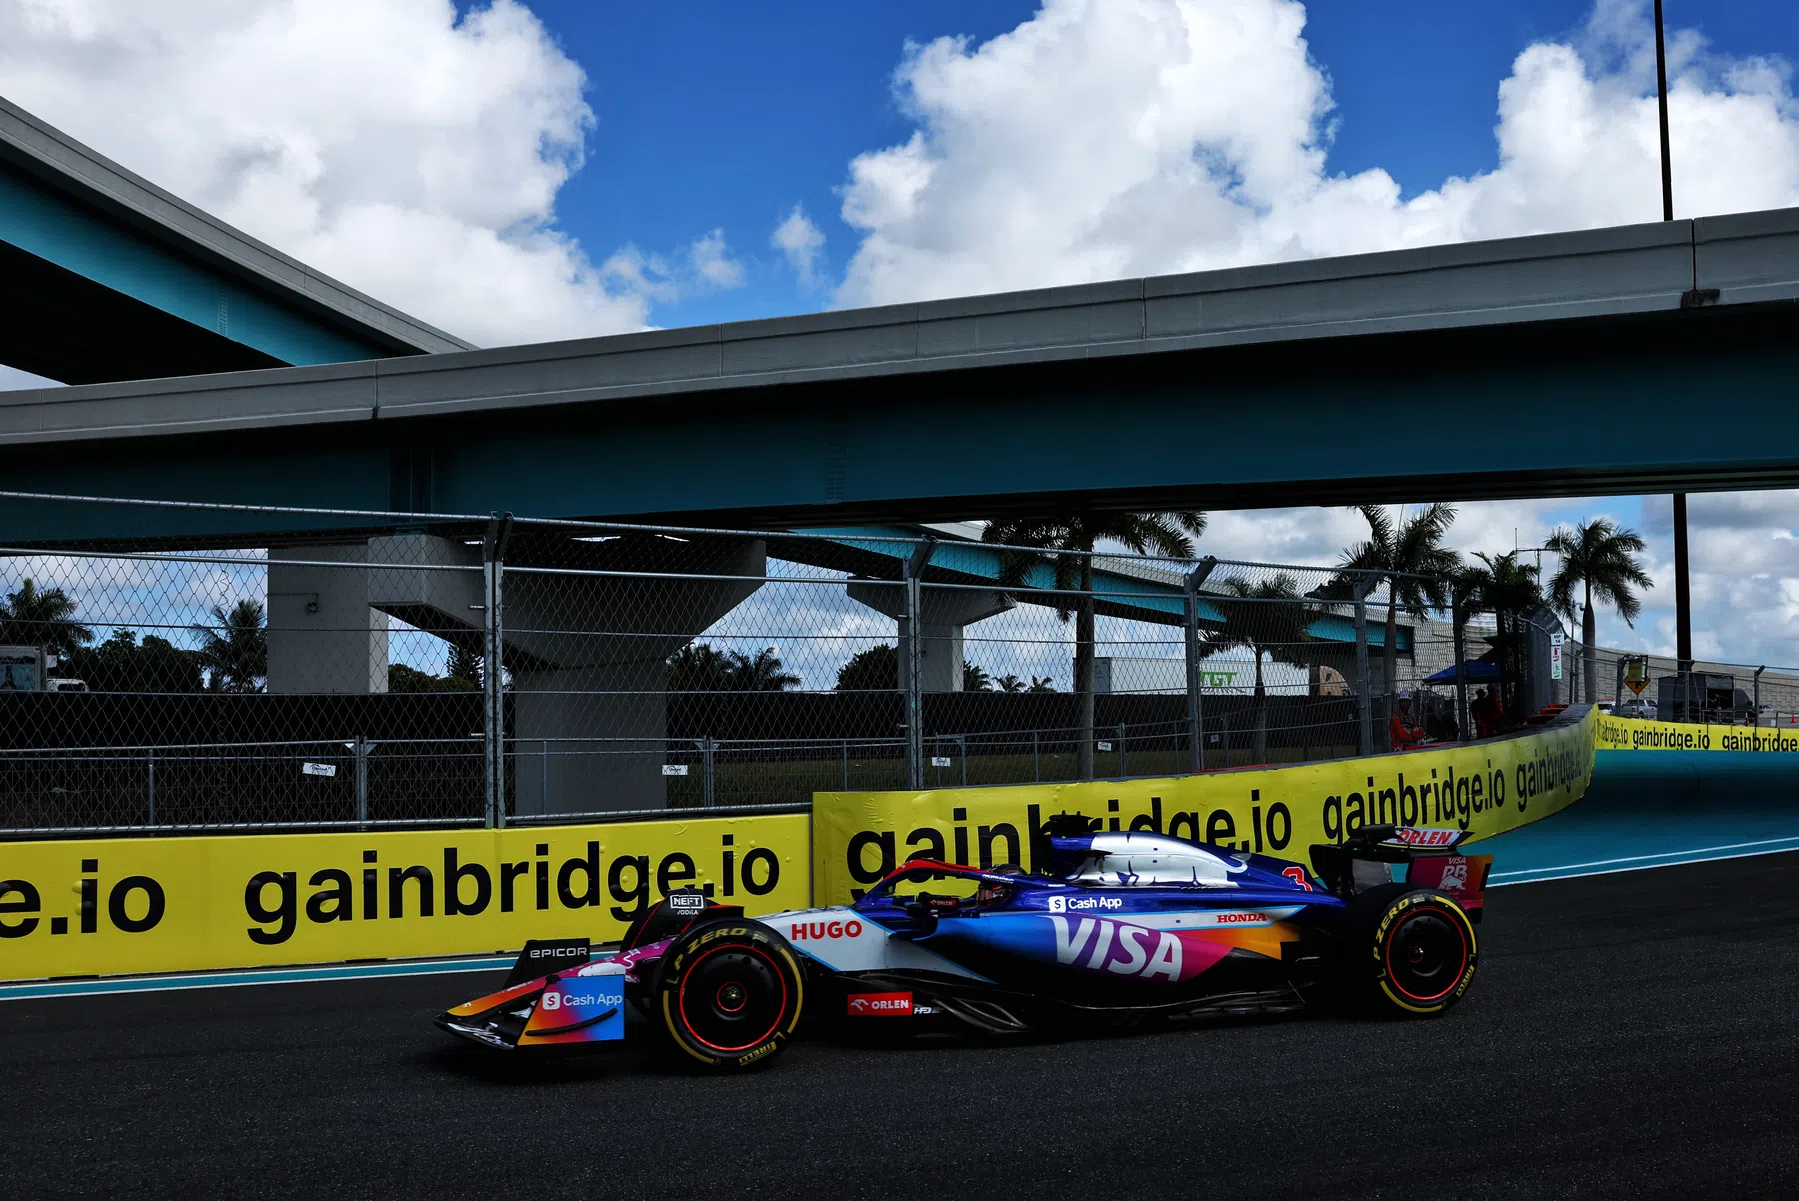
653;919;804;1071
1345;883;1478;1017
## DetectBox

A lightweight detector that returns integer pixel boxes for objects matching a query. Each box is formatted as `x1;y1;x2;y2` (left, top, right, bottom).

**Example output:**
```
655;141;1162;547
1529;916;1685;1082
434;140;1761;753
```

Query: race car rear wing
1309;825;1492;914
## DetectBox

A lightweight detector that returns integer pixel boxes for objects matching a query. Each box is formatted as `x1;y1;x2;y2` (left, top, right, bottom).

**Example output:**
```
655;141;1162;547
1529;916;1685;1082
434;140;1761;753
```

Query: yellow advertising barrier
813;710;1598;904
0;814;808;981
1596;711;1799;753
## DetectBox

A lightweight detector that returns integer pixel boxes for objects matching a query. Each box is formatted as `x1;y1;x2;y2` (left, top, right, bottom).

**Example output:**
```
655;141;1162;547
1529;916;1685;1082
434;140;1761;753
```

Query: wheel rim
1384;908;1468;1003
676;945;787;1052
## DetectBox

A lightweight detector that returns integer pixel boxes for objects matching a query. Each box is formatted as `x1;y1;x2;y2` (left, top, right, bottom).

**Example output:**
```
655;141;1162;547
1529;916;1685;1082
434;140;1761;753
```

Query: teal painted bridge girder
800;525;1410;651
0;166;387;369
0;96;470;384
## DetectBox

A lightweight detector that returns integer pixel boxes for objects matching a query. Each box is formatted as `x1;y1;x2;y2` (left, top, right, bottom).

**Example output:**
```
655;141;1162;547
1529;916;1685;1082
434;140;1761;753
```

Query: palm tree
984;512;1206;779
1028;675;1056;693
729;647;800;692
191;599;268;693
1209;574;1315;765
962;661;993;692
994;673;1026;694
1338;504;1460;697
667;643;735;691
1459;551;1542;724
0;578;93;657
1544;518;1653;702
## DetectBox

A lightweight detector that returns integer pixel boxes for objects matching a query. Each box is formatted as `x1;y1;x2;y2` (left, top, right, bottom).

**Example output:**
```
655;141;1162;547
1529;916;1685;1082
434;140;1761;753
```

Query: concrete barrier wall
1597;712;1799;753
0;711;1605;981
812;710;1597;904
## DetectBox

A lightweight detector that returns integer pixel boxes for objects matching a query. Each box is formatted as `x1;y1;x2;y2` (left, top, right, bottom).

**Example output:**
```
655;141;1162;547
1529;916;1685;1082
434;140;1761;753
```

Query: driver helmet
976;865;1022;906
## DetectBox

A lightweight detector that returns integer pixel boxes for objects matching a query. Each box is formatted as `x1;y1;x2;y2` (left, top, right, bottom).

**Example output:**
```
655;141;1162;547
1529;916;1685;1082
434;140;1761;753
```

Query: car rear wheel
653;919;804;1070
1345;883;1478;1016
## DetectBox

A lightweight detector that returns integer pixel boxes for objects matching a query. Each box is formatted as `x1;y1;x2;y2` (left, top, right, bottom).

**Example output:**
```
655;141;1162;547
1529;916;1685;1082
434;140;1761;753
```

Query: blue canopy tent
1423;660;1501;685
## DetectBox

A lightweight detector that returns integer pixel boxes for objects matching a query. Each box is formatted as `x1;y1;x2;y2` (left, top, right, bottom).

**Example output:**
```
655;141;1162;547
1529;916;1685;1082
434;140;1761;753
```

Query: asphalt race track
4;853;1796;1200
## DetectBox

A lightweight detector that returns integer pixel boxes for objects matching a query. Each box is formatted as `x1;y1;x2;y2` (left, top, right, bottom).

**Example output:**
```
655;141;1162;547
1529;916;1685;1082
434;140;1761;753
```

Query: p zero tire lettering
653;919;802;1072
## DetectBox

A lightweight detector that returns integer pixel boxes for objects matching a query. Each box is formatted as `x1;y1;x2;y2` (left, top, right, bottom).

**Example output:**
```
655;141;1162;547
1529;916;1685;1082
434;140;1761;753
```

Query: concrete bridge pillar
267;544;389;694
264;533;766;812
846;581;1014;691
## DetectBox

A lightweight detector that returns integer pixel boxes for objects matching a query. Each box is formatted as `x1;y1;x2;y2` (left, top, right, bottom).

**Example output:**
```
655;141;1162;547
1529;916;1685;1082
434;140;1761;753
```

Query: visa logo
1049;916;1182;981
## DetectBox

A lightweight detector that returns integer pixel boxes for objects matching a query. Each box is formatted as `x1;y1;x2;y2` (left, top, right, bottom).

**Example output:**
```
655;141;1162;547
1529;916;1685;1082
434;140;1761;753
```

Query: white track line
1492;838;1799;886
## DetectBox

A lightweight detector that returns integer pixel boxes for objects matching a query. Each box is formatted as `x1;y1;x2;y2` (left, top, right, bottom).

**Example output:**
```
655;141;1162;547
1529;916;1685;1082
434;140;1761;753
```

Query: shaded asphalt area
3;853;1796;1201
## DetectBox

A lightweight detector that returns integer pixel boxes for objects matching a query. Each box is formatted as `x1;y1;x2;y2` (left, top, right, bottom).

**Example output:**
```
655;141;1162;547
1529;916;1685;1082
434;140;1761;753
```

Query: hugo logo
788;918;862;940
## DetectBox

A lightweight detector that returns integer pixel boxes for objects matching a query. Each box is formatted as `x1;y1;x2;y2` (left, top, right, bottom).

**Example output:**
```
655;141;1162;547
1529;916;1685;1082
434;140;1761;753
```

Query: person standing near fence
1388;690;1427;748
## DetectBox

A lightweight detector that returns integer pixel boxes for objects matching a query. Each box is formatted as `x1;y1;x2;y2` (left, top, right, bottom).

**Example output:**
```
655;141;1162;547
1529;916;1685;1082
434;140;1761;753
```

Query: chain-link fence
0;492;1546;836
1561;641;1799;725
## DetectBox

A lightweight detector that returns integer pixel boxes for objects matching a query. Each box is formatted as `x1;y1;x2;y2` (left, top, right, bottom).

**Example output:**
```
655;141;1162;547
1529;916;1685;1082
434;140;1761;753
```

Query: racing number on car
1282;866;1313;892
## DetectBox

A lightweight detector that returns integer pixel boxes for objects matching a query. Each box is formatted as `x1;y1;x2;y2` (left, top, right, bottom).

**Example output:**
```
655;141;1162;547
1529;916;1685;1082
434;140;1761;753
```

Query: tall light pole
1654;1;1694;699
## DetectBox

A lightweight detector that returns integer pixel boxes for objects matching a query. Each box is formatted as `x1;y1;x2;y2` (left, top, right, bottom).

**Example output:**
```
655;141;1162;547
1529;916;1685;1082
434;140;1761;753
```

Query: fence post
702;736;717;807
1184;557;1217;773
958;734;968;787
1755;666;1766;726
842;739;850;790
482;512;513;829
1353;575;1377;756
1615;655;1628;713
146;749;155;827
1452;579;1474;742
900;538;934;791
353;735;373;828
1033;729;1040;782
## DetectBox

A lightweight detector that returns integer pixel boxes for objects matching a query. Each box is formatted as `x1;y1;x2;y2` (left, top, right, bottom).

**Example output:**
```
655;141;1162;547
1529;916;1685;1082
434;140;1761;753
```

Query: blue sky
514;0;1799;327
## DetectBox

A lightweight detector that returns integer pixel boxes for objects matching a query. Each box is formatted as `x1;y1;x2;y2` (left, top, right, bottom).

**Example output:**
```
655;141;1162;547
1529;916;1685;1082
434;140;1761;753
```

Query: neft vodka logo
1047;895;1122;914
1049;917;1182;980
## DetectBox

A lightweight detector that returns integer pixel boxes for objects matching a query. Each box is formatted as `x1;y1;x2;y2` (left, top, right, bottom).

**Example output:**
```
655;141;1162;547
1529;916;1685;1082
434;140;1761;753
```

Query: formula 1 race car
437;817;1491;1071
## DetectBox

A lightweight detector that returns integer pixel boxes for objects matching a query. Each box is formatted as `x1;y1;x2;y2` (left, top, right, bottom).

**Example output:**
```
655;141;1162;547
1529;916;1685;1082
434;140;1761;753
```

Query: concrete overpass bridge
1;206;1797;544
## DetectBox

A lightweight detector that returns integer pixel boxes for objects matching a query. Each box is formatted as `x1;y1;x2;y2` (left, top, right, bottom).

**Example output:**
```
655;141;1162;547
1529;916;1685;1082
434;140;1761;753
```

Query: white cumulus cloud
771;204;827;288
0;0;744;347
834;0;1799;307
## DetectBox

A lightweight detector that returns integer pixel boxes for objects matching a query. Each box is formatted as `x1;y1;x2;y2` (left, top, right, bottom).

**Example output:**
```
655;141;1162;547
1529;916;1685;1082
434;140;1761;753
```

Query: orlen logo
1399;828;1459;847
1047;895;1121;914
789;918;863;940
846;992;912;1016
